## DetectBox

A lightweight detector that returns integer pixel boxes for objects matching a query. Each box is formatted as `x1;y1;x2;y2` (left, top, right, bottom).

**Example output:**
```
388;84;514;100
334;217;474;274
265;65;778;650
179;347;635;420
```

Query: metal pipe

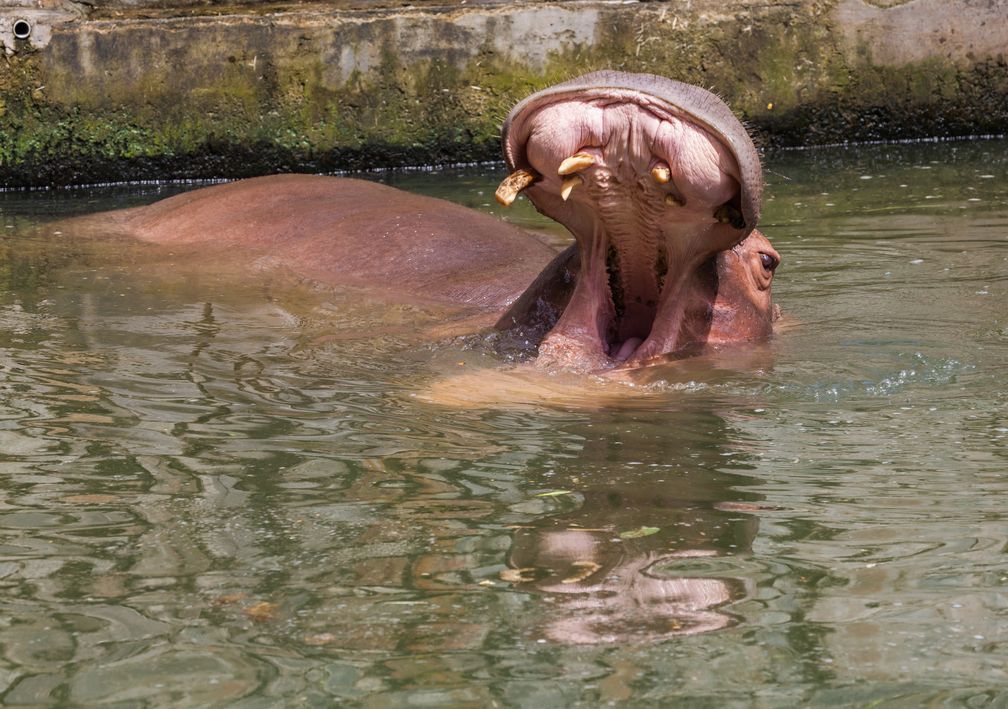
12;19;32;40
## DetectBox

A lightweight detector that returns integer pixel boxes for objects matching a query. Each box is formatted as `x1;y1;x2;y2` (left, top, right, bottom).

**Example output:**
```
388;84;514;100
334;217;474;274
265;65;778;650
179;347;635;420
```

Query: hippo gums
494;71;773;369
81;72;779;372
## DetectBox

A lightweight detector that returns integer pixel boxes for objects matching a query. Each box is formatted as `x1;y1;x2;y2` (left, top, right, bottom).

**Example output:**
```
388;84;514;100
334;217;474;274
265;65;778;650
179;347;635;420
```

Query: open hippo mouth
496;71;763;369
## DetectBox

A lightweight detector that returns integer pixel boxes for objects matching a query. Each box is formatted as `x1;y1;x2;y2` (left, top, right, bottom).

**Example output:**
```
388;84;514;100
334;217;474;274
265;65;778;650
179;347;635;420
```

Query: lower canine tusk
558;153;596;175
560;175;581;201
651;165;671;184
495;169;538;207
714;203;746;229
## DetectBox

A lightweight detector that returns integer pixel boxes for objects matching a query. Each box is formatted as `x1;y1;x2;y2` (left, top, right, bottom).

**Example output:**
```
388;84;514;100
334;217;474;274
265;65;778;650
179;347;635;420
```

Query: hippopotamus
77;71;779;371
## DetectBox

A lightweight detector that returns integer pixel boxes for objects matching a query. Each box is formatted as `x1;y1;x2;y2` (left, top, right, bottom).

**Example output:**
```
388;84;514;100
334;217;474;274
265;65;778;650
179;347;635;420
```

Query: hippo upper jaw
497;71;764;370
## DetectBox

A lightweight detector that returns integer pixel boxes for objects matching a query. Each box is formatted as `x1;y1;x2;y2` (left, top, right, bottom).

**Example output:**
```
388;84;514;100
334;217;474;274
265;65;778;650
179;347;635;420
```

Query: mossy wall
1;0;1006;187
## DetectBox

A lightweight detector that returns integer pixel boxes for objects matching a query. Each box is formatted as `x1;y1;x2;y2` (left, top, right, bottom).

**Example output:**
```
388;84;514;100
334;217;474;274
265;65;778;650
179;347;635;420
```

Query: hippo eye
759;252;779;271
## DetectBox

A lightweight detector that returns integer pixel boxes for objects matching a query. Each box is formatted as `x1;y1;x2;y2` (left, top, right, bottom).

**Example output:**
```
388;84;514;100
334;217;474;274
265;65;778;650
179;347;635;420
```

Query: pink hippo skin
82;72;780;371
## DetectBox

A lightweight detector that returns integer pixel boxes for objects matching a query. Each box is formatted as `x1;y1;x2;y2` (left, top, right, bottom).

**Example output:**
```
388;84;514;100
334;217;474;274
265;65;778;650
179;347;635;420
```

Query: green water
0;140;1006;706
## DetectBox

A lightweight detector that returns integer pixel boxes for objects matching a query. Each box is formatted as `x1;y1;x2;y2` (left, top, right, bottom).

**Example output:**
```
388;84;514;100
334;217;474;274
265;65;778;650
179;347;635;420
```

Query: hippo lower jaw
532;248;717;371
497;71;764;371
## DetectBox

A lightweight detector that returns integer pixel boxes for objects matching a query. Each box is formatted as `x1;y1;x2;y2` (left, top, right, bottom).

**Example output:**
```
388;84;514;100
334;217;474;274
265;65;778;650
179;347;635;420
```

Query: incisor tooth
557;153;596;175
494;169;538;207
560;175;581;201
651;165;671;184
664;193;685;207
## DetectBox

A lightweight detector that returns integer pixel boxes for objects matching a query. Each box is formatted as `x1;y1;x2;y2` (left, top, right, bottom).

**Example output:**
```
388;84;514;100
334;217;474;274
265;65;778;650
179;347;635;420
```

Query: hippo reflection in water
506;506;756;644
87;72;779;371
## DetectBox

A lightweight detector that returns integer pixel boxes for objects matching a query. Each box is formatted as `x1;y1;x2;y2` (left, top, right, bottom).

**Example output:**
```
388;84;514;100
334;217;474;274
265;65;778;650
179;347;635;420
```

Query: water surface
0;140;1006;705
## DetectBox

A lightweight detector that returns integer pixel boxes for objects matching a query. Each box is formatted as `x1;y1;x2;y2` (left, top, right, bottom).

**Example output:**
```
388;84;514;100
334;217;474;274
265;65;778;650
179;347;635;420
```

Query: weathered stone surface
834;0;1007;66
0;0;1005;187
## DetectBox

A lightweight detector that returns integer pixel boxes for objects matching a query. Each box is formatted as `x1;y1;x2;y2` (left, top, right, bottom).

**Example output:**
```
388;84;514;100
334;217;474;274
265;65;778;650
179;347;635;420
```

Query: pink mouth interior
507;94;745;366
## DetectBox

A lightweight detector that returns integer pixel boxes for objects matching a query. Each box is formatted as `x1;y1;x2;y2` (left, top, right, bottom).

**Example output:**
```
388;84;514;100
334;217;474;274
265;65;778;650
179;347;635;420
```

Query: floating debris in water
243;601;279;622
619;526;660;539
535;490;573;498
303;633;337;646
211;593;247;606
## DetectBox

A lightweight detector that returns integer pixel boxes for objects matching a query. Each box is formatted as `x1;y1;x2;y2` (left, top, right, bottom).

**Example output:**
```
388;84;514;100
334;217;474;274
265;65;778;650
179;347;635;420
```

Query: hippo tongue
497;71;762;370
612;337;644;362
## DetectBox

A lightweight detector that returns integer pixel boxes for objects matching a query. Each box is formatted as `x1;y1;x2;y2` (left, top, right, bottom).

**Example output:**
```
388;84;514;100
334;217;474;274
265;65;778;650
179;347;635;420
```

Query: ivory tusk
495;169;538;207
560;175;581;201
557;153;596;176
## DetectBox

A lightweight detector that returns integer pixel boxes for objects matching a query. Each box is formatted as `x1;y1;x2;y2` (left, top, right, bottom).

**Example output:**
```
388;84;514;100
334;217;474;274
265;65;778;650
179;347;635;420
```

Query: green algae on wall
0;0;1006;188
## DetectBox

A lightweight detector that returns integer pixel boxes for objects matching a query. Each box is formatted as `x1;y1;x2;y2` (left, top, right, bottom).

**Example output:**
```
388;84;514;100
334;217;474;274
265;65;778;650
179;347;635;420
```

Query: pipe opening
12;19;32;40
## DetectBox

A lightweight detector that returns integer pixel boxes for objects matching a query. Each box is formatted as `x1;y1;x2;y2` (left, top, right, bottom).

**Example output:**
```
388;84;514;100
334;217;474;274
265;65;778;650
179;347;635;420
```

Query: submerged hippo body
83;72;779;370
102;174;557;311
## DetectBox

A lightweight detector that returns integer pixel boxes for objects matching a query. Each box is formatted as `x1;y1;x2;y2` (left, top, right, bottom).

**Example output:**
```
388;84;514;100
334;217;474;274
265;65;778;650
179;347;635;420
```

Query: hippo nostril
13;19;32;40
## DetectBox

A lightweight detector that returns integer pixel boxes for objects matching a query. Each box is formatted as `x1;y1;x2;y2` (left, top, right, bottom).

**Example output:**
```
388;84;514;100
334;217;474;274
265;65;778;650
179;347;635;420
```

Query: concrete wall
1;0;1006;187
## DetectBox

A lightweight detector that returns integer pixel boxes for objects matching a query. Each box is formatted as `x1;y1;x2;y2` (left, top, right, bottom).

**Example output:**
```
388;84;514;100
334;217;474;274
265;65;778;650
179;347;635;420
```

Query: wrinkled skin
74;72;779;372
